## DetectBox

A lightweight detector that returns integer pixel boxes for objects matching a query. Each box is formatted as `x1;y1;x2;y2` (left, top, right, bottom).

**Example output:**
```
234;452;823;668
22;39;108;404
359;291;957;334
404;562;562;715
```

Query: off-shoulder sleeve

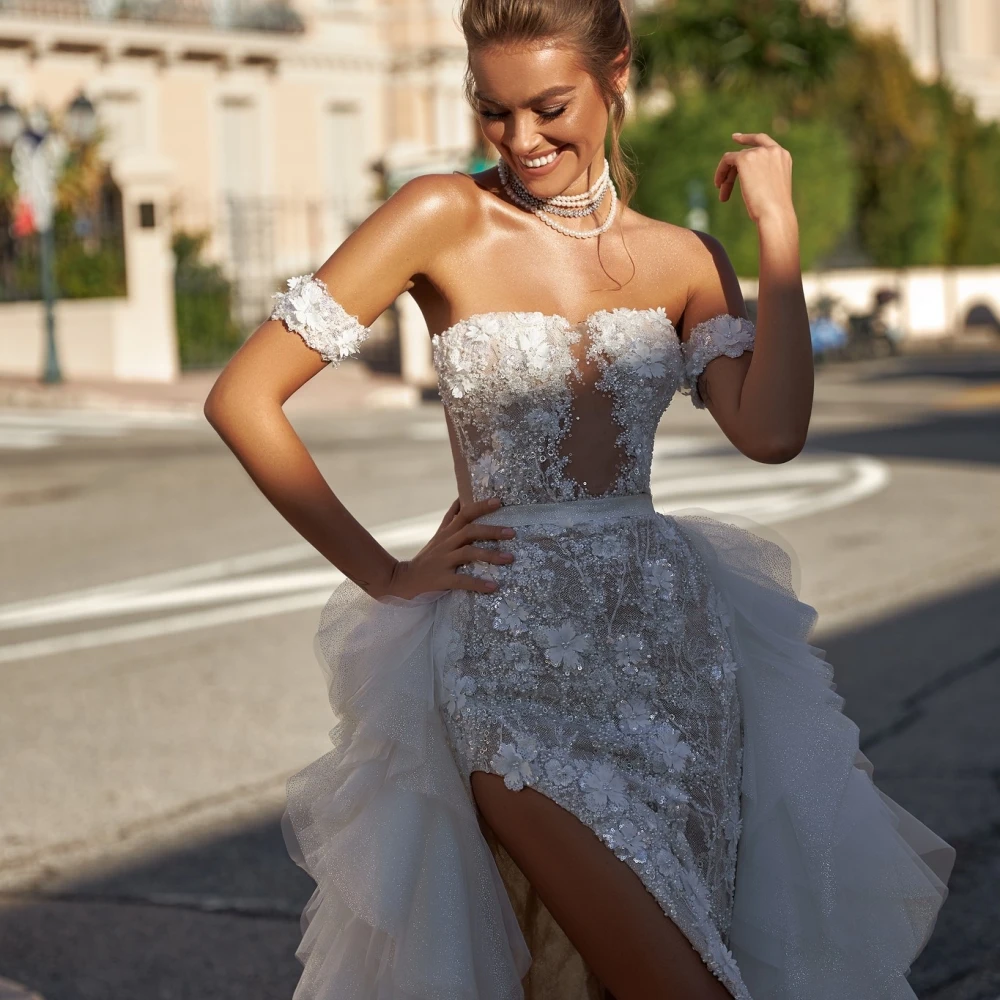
680;314;756;409
269;273;370;366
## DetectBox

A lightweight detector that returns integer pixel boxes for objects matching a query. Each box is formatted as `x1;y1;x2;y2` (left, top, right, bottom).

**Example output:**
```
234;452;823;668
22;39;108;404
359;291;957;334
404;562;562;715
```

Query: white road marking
0;451;890;663
0;408;199;450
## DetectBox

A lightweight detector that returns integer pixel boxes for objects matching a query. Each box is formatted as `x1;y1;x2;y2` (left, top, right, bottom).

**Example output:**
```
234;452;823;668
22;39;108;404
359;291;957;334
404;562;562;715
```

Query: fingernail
502;528;515;537
488;498;501;507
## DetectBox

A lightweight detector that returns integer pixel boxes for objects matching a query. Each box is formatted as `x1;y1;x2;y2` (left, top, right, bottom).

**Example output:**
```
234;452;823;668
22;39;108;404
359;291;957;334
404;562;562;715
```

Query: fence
167;192;398;370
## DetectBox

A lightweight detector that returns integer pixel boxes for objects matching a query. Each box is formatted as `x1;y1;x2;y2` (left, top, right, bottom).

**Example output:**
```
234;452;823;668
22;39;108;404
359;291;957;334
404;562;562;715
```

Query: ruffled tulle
282;506;954;1000
671;509;954;1000
281;583;530;999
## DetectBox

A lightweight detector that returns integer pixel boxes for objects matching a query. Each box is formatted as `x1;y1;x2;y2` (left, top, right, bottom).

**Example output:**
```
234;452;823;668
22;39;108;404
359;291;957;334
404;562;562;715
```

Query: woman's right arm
203;174;513;600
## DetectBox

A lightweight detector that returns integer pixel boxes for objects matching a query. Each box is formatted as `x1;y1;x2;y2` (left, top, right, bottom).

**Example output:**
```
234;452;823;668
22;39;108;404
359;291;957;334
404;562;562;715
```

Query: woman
204;1;954;997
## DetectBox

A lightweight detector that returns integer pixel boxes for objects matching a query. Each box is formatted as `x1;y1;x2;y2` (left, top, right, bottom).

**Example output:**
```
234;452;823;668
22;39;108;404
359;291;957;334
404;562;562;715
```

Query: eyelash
478;105;567;122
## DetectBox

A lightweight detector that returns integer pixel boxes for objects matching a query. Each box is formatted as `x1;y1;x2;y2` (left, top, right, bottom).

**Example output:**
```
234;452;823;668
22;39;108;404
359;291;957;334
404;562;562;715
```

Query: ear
611;46;630;97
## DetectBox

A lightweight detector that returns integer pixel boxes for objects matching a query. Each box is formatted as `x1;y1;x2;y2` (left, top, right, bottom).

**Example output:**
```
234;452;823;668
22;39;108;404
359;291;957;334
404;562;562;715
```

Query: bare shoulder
342;174;494;290
623;209;733;275
382;172;480;236
629;209;741;298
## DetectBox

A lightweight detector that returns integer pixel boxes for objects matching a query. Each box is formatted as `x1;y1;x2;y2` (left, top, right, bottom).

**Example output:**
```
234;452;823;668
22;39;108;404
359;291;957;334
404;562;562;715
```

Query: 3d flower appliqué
581;762;629;811
618;697;655;734
269;274;370;365
492;737;539;791
652;722;692;773
622;340;668;379
643;558;676;598
544;757;577;788
441;668;476;718
614;634;645;672
540;621;591;672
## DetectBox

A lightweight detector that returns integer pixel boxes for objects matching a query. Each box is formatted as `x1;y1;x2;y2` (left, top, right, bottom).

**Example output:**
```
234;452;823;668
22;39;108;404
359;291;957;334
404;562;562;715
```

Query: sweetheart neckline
429;306;678;345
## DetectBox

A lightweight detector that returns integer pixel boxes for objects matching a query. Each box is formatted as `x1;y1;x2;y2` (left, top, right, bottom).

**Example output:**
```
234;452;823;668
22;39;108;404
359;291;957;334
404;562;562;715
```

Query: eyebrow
473;84;575;106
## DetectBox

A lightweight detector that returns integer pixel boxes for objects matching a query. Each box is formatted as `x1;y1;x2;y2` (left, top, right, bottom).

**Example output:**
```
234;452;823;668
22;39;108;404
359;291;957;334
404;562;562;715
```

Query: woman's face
469;41;628;199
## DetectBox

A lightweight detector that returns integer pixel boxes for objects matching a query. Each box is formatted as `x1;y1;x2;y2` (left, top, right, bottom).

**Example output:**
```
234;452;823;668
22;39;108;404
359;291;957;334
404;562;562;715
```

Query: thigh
470;770;734;1000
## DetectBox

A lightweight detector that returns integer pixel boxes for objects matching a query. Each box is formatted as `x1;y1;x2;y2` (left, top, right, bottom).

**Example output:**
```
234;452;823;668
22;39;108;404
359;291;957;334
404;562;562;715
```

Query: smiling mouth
519;148;563;168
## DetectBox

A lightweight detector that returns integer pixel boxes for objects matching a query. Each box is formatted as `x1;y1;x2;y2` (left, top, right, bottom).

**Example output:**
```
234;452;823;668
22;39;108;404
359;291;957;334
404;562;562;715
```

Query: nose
504;113;544;158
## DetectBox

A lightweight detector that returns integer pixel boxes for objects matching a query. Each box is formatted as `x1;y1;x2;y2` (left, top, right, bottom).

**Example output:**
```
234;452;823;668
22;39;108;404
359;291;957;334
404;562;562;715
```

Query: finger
459;497;504;526
450;571;500;594
438;498;461;530
718;165;738;202
713;151;738;189
456;523;517;543
732;131;778;148
448;545;515;567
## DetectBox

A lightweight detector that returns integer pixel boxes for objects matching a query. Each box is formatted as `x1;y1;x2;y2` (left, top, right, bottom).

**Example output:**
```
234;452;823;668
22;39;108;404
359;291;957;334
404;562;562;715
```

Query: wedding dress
270;273;955;1000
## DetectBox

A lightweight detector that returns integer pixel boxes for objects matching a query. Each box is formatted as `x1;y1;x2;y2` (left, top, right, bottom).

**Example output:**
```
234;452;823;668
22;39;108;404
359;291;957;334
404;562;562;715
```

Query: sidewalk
0;360;421;418
1;332;996;419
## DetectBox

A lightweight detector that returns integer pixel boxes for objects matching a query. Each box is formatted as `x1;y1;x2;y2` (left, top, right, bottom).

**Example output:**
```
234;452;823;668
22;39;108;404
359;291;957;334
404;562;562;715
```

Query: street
1;349;999;1000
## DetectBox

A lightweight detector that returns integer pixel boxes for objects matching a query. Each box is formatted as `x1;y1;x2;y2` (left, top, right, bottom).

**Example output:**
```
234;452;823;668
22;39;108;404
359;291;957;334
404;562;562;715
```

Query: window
324;103;364;228
219;97;261;197
95;91;145;161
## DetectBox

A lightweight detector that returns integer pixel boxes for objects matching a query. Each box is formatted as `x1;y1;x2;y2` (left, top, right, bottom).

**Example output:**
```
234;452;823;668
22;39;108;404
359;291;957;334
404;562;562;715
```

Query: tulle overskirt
281;501;954;999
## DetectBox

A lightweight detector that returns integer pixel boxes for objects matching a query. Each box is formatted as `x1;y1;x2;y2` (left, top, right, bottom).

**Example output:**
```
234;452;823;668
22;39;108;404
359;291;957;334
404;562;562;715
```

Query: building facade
810;0;1000;121
0;0;477;381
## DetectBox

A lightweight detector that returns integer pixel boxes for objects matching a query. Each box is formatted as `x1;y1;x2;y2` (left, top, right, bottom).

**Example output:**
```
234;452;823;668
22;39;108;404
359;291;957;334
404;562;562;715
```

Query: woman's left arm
681;131;814;464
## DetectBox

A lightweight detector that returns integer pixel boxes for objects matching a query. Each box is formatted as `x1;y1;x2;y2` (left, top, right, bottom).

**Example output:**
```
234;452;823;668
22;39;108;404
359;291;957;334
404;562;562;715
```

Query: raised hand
713;132;795;229
373;497;516;600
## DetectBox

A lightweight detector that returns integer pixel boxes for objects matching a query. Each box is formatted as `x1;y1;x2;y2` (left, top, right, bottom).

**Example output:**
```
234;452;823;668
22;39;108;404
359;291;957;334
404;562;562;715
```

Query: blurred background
1;1;998;998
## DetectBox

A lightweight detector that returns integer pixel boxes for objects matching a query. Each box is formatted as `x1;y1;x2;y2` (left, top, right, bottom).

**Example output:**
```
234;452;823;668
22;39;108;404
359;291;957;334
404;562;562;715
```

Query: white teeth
521;149;560;168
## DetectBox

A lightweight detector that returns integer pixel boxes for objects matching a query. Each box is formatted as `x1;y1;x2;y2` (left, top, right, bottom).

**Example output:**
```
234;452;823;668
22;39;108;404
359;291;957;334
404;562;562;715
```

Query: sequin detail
271;280;758;996
270;273;370;365
680;314;757;409
425;307;755;996
432;309;689;504
432;501;748;997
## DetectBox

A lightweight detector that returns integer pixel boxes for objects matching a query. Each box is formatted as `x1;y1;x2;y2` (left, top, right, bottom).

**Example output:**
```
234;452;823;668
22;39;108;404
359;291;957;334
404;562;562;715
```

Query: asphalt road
1;349;999;1000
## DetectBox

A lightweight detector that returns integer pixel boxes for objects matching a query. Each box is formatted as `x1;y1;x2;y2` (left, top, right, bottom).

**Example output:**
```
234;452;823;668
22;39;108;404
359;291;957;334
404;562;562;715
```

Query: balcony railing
0;0;305;33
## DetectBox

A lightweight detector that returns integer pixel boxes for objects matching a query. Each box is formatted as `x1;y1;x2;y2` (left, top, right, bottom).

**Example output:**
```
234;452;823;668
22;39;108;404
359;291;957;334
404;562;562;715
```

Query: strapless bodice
268;276;756;505
431;308;754;504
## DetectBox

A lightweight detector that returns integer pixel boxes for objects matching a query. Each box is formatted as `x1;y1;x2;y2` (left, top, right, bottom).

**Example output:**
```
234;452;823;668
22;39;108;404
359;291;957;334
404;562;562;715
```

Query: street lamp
0;88;97;384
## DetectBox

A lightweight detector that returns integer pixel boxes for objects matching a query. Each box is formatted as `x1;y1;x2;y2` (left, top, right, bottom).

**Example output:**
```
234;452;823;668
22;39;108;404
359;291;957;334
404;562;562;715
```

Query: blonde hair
459;0;637;211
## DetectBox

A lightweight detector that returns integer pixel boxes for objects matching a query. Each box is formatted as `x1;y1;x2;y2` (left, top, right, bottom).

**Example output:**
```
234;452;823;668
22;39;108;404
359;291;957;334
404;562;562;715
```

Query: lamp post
0;89;97;384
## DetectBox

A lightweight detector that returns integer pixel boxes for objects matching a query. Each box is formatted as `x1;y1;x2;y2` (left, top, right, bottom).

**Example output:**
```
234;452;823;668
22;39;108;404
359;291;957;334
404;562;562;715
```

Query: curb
0;979;44;1000
0;388;203;417
0;374;422;418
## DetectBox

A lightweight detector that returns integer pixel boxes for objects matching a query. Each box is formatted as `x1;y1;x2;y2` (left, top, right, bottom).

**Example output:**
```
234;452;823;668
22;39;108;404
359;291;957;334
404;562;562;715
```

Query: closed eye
478;105;567;122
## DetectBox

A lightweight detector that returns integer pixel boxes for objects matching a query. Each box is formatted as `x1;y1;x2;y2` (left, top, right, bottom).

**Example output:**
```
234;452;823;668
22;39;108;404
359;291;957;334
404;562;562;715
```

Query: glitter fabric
432;494;747;996
279;284;955;1000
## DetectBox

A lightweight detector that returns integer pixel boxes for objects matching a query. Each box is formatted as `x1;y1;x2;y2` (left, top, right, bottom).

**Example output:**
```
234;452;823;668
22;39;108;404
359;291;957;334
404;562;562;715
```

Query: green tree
946;100;1000;265
634;0;852;103
172;230;244;368
630;0;1000;269
625;92;856;277
822;32;954;266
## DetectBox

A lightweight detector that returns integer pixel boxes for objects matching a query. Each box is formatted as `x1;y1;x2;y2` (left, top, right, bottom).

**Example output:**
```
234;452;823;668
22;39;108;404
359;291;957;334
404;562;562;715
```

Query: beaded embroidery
681;314;756;409
270;273;370;366
271;274;757;997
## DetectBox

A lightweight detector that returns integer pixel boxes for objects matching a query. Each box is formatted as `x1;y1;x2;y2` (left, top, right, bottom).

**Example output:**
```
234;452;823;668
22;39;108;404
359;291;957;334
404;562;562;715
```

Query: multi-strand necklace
497;157;618;239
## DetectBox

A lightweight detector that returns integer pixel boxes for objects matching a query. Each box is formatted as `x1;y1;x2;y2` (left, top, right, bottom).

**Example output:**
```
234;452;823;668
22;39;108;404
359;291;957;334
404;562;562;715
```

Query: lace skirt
281;494;954;1000
432;492;746;997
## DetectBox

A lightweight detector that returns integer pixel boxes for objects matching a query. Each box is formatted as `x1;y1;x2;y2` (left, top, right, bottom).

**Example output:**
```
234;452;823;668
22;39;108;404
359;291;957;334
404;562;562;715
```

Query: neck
562;156;609;200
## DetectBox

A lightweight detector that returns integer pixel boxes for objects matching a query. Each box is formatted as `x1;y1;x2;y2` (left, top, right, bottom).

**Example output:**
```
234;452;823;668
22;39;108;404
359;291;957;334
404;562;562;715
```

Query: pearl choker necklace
498;157;619;239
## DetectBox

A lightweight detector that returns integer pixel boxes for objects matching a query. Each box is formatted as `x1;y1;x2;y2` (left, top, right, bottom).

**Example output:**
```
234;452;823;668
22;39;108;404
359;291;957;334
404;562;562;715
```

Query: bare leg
471;771;734;1000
